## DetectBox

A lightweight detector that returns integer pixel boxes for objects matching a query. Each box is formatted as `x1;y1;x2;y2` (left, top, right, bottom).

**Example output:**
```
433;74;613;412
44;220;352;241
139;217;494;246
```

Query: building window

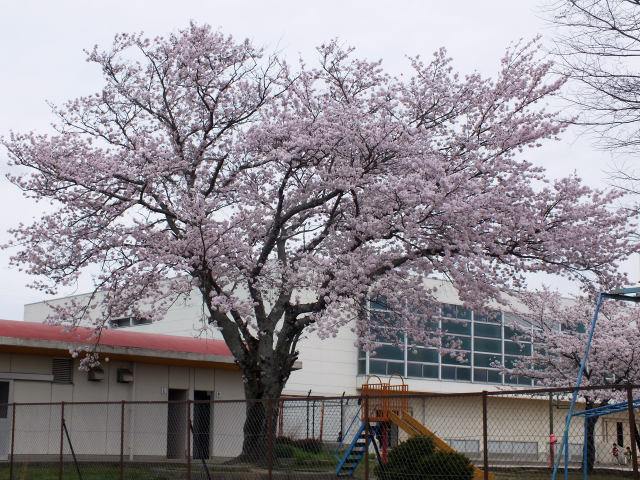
474;322;501;339
109;316;151;328
361;301;533;386
473;368;502;384
442;304;471;320
446;439;480;453
52;358;73;384
488;440;538;457
442;366;471;381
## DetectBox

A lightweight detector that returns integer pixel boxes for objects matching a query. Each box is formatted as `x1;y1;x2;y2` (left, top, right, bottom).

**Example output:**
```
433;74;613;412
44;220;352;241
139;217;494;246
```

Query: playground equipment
335;375;493;479
551;287;640;480
573;399;640;480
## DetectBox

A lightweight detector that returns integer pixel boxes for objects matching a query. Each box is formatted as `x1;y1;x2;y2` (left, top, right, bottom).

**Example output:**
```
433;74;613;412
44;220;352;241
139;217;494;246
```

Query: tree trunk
584;414;598;472
239;374;285;462
242;399;269;461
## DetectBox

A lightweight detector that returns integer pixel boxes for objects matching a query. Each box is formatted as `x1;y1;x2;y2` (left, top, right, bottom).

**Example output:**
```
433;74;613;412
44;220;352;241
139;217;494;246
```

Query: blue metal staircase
335;421;381;477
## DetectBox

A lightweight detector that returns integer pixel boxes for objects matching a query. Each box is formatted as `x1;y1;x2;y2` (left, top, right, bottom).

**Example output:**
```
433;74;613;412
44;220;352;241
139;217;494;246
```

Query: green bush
417;450;474;480
375;435;436;479
375;435;473;480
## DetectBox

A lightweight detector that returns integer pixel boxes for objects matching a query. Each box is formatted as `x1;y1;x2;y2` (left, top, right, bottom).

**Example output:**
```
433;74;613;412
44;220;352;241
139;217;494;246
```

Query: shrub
417;450;474;480
375;435;436;479
375;435;473;480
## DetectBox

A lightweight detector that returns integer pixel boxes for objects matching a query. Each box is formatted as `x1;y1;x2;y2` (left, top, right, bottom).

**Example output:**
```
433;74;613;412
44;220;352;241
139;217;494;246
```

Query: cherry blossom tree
3;23;637;458
504;289;640;471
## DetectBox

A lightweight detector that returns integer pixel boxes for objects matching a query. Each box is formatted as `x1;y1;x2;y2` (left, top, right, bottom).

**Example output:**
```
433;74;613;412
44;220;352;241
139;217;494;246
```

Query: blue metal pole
552;292;604;480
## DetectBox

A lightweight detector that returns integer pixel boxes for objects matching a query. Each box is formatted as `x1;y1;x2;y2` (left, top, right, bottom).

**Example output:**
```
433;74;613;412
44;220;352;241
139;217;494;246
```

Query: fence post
364;394;369;480
267;398;274;480
120;400;125;480
9;403;15;480
549;392;554;468
187;400;192;480
482;391;489;480
306;390;311;438
59;401;65;480
627;383;639;480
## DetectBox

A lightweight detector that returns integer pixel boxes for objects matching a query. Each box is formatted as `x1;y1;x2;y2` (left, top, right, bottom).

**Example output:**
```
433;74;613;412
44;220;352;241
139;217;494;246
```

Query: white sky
0;0;634;320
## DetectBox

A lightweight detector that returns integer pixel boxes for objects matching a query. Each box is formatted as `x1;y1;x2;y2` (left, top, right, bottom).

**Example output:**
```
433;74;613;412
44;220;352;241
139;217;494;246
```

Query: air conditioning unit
117;368;134;383
88;367;105;382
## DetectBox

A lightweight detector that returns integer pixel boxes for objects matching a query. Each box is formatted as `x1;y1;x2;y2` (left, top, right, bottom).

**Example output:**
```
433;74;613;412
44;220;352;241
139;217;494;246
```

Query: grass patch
494;468;635;479
0;462;250;480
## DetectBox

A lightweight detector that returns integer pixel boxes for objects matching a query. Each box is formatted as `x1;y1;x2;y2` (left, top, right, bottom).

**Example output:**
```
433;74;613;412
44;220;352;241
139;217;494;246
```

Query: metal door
0;381;11;460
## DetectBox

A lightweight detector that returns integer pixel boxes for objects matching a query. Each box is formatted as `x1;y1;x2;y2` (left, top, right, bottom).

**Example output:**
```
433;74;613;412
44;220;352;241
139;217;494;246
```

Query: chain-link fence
1;384;639;479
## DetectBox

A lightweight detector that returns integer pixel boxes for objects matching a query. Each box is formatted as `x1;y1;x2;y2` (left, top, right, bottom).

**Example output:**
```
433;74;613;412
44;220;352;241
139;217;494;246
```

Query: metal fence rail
1;384;639;479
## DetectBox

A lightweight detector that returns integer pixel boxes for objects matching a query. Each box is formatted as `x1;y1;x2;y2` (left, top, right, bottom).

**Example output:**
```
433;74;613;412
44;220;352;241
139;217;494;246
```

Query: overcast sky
0;1;631;320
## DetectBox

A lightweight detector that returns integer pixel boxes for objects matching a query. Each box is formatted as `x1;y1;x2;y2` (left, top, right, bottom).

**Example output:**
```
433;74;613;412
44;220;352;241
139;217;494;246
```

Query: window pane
474;368;502;384
446;439;480;453
370;296;388;310
132;317;152;325
373;345;404;361
505;341;531;356
442;352;469;366
505;375;517;385
517;376;533;386
369;360;387;375
475;310;501;323
422;364;439;379
474;338;502;353
474;323;501;339
443;335;471;350
474;353;500;368
456;367;471;381
387;362;404;375
110;317;132;328
358;359;366;374
442;304;472;320
442;366;456;380
504;326;531;343
371;325;403;344
407;318;440;338
442;319;471;335
504;325;532;340
407;363;422;377
408;348;438;363
504;355;524;369
474;368;488;382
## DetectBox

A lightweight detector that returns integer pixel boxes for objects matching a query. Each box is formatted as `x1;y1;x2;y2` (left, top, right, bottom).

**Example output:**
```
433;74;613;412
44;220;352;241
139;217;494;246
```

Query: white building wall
1;352;243;458
22;277;523;397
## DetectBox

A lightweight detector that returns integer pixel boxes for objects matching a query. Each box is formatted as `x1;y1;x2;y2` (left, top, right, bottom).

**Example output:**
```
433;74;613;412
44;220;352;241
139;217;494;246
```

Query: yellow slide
388;410;494;480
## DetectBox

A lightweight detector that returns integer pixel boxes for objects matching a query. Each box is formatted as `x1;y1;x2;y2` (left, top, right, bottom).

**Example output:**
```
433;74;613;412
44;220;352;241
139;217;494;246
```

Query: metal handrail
333;404;362;461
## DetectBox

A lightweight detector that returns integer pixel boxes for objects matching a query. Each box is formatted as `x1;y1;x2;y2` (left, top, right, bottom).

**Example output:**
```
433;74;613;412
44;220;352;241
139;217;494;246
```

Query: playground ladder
335;421;381;477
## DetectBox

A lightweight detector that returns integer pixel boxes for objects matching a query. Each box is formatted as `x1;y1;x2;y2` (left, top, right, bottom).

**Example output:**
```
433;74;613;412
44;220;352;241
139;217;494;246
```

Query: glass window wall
358;302;534;386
